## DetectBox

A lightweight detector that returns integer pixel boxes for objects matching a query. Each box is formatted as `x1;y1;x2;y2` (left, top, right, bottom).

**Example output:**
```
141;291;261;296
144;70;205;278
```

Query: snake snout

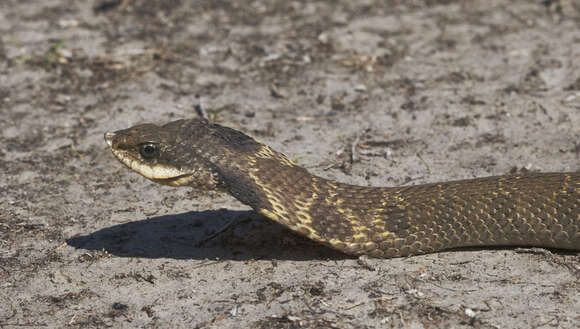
104;132;116;148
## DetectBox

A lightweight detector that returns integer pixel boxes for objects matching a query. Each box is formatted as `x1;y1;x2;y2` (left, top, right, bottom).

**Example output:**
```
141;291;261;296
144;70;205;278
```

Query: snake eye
139;143;158;159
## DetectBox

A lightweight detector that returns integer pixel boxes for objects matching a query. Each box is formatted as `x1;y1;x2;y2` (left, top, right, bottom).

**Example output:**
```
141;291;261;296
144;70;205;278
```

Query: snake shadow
66;209;349;261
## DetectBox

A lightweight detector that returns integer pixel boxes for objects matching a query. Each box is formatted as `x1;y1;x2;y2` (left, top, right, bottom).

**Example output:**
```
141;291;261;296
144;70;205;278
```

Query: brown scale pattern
106;119;580;258
240;147;579;258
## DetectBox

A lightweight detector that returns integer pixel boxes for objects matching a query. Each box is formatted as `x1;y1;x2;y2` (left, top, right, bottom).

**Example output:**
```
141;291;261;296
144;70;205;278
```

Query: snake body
105;119;580;258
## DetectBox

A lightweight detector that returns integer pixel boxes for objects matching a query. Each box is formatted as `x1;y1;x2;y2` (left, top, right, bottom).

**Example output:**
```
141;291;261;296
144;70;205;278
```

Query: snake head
104;119;222;189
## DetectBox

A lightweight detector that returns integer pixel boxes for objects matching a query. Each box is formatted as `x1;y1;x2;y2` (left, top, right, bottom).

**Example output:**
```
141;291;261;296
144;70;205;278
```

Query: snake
104;118;580;258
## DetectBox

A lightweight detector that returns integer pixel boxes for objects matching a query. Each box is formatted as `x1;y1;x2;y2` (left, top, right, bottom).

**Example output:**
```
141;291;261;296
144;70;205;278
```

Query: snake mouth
111;150;194;185
153;173;196;186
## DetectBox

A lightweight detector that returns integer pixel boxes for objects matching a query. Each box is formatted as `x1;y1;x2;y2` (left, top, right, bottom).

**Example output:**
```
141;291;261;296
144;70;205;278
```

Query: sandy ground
1;0;580;328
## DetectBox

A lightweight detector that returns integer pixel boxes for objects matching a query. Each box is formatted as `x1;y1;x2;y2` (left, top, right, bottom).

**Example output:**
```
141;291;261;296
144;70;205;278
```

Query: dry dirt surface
1;0;580;328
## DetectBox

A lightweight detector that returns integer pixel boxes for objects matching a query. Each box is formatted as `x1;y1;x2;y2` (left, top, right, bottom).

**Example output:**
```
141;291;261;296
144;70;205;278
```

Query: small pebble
564;94;577;102
354;84;367;92
465;308;476;318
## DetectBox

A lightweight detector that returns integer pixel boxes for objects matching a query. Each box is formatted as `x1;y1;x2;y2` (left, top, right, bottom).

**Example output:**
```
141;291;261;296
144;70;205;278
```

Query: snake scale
105;118;580;258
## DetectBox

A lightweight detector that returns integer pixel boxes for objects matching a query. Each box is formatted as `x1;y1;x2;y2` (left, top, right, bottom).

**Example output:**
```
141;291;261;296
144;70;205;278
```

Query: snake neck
217;144;315;213
215;143;390;254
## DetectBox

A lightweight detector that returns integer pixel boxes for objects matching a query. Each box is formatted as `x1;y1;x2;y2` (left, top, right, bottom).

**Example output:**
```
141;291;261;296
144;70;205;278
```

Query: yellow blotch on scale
255;145;297;167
